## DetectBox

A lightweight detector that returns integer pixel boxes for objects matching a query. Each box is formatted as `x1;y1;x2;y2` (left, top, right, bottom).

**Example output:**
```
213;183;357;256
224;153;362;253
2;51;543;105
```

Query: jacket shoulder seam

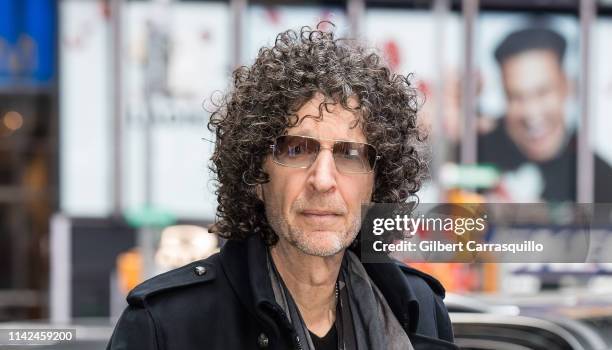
127;256;218;306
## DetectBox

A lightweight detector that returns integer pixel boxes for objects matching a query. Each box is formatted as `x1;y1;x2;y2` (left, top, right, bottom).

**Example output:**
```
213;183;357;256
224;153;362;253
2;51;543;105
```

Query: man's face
260;94;375;257
501;49;569;162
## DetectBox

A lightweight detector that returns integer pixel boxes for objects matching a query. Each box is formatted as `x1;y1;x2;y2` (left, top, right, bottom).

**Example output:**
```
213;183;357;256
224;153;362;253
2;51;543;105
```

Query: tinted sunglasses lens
273;135;318;167
333;141;378;173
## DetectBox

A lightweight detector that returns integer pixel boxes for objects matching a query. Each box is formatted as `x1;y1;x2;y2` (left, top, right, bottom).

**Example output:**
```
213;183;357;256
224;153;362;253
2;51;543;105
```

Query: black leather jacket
107;234;457;350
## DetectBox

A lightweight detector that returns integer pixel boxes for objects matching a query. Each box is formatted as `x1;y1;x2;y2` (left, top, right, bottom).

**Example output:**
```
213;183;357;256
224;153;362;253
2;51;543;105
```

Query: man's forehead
289;106;366;142
287;118;366;142
294;93;361;124
502;50;565;88
502;49;562;70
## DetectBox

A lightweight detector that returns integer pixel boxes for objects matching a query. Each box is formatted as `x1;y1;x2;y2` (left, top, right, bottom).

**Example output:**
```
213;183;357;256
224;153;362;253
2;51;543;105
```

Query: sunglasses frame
269;135;381;174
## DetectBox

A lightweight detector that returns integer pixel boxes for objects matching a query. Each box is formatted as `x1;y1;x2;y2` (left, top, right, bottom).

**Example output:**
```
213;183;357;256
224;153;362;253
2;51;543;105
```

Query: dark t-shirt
309;325;338;350
478;123;612;202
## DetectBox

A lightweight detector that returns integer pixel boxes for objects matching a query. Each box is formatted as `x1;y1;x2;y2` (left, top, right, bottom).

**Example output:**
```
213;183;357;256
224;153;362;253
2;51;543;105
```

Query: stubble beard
265;205;361;257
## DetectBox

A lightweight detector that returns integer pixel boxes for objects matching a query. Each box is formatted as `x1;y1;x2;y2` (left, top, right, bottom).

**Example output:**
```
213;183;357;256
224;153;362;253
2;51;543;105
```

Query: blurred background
3;0;612;348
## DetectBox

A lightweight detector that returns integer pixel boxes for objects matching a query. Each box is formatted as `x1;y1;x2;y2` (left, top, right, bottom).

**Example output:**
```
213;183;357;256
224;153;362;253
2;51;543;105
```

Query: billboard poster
472;14;605;203
122;2;230;220
61;1;231;220
60;0;112;216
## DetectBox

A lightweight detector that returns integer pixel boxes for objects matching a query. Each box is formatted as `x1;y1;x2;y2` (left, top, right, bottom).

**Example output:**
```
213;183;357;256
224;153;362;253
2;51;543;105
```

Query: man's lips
298;209;346;229
299;211;343;227
300;210;343;216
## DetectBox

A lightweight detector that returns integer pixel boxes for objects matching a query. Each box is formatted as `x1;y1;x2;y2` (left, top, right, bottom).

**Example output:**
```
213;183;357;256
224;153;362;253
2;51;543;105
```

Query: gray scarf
267;249;414;350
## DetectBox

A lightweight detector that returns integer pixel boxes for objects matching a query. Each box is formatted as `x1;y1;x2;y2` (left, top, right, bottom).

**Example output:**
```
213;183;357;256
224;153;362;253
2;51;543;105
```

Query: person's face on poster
501;49;569;162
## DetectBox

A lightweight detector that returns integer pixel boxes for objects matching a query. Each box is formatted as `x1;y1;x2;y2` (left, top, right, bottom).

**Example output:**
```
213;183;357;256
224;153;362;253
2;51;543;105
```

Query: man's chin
292;231;350;257
523;144;560;162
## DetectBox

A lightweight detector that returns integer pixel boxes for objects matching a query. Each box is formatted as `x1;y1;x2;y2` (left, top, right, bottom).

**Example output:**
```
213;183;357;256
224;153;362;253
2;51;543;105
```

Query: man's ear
256;184;264;202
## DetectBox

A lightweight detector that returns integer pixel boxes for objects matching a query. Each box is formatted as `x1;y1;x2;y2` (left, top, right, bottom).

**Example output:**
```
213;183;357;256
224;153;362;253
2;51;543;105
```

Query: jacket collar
219;234;421;334
219;235;294;345
219;235;277;316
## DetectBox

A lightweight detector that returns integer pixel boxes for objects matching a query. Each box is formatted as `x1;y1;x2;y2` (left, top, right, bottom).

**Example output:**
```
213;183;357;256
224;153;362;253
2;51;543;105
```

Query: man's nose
307;148;338;193
522;96;546;121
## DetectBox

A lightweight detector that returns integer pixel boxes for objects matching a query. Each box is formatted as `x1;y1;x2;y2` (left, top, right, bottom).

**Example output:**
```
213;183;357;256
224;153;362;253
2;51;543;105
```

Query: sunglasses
270;135;380;174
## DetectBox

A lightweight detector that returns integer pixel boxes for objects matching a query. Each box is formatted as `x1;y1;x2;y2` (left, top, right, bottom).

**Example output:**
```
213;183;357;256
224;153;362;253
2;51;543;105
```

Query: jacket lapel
219;236;297;347
361;260;421;333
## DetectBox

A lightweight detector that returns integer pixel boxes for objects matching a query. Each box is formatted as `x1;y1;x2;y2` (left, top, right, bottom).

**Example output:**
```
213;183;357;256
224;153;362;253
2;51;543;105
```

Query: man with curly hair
107;24;456;350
